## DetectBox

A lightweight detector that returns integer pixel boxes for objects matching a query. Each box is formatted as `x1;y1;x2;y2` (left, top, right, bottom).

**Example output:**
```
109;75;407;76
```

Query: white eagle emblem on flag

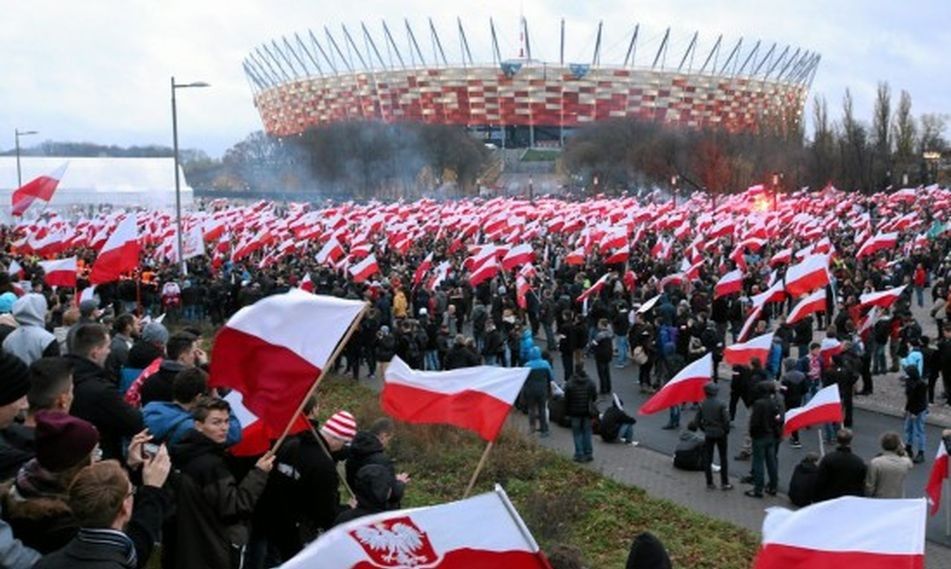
349;517;439;567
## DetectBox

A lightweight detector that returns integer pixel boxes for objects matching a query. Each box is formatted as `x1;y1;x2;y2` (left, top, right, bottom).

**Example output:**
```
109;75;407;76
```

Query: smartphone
143;443;160;459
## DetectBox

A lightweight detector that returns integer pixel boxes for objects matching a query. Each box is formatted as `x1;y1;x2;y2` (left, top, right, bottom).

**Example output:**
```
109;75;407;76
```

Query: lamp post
171;77;210;275
771;171;783;211
14;129;38;188
670;175;679;208
923;151;941;186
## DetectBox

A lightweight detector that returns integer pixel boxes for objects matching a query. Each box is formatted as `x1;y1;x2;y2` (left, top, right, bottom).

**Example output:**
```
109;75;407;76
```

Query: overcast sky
2;0;948;157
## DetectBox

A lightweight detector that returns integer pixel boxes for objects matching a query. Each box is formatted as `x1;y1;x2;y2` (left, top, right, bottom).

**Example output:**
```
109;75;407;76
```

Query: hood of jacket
348;431;384;462
12;294;47;328
143;401;192;442
352;464;394;511
170;428;224;466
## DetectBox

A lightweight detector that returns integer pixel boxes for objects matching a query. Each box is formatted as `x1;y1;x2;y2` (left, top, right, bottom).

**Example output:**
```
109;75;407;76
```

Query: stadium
244;18;819;147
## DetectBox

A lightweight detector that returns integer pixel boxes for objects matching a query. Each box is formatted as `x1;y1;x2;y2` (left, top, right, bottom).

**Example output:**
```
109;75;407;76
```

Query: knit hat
321;411;357;442
35;410;100;472
141;322;169;345
0;292;16;314
79;299;100;318
0;352;30;406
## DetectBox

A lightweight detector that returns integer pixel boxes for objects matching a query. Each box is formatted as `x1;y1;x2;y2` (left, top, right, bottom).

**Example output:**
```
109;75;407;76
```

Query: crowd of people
0;189;950;567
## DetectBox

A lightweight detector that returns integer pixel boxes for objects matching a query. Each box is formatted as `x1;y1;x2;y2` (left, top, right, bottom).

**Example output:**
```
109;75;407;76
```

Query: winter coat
901;348;924;377
904;369;928;415
345;432;404;509
600;399;636;442
2;294;58;366
0;461;75;554
126;341;163;370
334;464;397;526
166;430;269;569
138;361;188;407
375;334;396;362
625;531;672;569
780;369;807;409
0;430;33;482
564;373;597;418
865;451;913;498
482;328;505;357
443;345;480;369
142;402;241;446
748;384;783;440
788;459;819;507
522;347;553;399
694;396;730;439
592;328;614;362
815;446;867;502
519;329;535;363
66;355;143;461
34;486;168;569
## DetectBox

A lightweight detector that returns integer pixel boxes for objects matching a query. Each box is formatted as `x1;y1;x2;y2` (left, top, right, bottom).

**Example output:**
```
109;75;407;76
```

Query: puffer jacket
334;464;397;526
142;401;241;446
0;460;76;554
522;347;553;398
2;294;58;365
564;372;597;418
345;432;405;509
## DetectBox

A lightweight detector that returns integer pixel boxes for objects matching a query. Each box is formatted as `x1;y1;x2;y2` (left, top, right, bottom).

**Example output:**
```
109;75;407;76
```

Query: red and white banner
210;291;365;432
724;333;773;367
926;440;949;516
714;269;743;298
753;497;925;569
89;215;140;284
38;257;77;288
501;243;533;271
857;231;898;259
223;389;308;457
282;485;550;569
382;356;529;441
316;237;344;265
349;254;380;283
859;285;907;310
577;273;610;303
782;384;843;436
413;252;434;287
469;255;498;287
785;289;826;325
11;162;68;216
639;353;712;415
784;254;830;297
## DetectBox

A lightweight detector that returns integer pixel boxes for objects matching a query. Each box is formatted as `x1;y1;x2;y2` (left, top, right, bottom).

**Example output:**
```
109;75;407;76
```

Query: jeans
904;410;928;453
614;335;629;367
823;422;839;443
424;350;440;371
619;423;635;443
751;437;779;494
543;323;556;352
916;286;925;307
873;343;887;374
704;436;729;486
484;354;499;366
570;417;593;460
667;404;681;427
595;359;612;394
526;393;549;434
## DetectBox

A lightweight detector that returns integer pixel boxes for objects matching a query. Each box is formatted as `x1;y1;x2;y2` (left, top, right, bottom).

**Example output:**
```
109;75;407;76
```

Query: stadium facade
244;19;819;146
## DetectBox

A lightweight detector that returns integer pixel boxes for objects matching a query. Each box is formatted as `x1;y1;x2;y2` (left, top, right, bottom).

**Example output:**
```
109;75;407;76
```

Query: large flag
859;285;907;310
89;216;140;284
223;389;309;457
926;438;950;516
856;231;898;259
413;252;434;287
785;289;826;325
210;291;365;432
11;162;68;216
639;353;712;415
783;254;829;297
349;254;380;283
38;257;78;288
714;269;743;298
282;485;550;569
382;356;529;441
724;333;773;367
753;497;926;568
576;273;610;303
782;384;843;437
501;243;533;271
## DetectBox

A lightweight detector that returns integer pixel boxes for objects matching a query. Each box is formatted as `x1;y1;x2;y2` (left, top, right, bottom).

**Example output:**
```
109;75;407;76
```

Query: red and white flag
724;333;773;367
89;216;140;284
577;273;610;303
210;291;365;432
515;275;531;310
859;285;907;310
564;246;585;266
316;237;344;265
382;356;529;441
38;257;77;288
282;485;550;569
11;162;68;216
501;243;533;271
768;248;792;268
784;254;830;297
753;497;925;569
714;269;743;298
223;389;309;457
639;354;712;415
782;384;843;436
856;231;899;259
413;252;434;287
299;273;314;293
469;255;499;287
737;304;764;343
785;289;826;325
820;337;843;364
349;254;380;283
926;439;949;516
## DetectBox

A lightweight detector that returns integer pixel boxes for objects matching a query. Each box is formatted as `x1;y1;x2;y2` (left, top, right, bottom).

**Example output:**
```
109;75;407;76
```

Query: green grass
521;148;561;162
315;375;760;568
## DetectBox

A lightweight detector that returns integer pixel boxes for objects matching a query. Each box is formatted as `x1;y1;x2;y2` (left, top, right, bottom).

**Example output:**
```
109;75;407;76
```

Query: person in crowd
745;381;782;499
126;322;168;371
865;431;914;498
523;346;555;437
334;465;400;526
590;318;615;395
779;357;807;448
0;352;32;481
107;313;138;381
787;453;820;507
142;369;240;446
564;365;597;463
138;332;206;407
693;383;733;491
599;394;638;446
902;357;929;464
797;342;823;402
166;397;274;569
814;428;867;501
625;531;672;569
0;292;19;346
66;324;143;461
345;418;408;510
374;325;396;379
5;357;75;460
3;294;59;365
443;334;480;369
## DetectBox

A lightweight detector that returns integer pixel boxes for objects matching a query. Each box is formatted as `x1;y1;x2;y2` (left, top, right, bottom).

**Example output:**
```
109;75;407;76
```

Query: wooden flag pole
464;440;495;499
271;302;369;453
946;478;950;537
306;421;356;501
817;429;825;457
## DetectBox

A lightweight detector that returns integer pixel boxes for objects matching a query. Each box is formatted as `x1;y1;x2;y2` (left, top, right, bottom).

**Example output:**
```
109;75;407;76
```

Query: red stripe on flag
89;241;140;284
638;377;707;415
381;383;513;442
783;402;843;437
753;544;923;569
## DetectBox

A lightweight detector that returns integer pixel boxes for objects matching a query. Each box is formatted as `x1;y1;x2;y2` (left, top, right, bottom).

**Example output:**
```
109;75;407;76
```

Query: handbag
632;346;648;365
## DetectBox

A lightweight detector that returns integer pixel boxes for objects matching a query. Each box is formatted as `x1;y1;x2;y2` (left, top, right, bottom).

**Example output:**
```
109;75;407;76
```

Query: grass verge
316;375;760;568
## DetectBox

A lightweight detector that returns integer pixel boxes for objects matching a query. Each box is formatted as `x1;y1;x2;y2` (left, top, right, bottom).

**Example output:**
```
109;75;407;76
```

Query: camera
143;443;160;459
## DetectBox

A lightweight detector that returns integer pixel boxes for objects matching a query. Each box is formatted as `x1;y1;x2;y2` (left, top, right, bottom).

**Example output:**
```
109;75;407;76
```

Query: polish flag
316;237;344;265
281;485;549;569
7;260;23;278
820;337;843;366
714;269;743;298
210;291;365;432
926;440;950;516
753;497;925;569
89;216;140;285
724;333;774;367
38;257;78;288
782;384;843;436
637;294;660;314
413;252;434;287
349;254;379;283
604;248;630;265
639;353;712;415
469;255;499;287
577;273;611;303
382;356;530;441
737;305;764;343
856;231;899;259
515;275;531;310
299;273;314;293
859;285;907;310
11;162;68;216
729;244;748;272
785;289;826;325
223;389;309;457
784;254;830;297
623;269;637;291
501;243;533;271
769;248;792;268
564;247;585;266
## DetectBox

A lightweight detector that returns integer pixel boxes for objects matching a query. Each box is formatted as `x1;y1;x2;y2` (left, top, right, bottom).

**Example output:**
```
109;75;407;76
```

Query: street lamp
171;77;210;275
771;171;783;211
670;175;679;208
923;151;941;185
14;129;38;188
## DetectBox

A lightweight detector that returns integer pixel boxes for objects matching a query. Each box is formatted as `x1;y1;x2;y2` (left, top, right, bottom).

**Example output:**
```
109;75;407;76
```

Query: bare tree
892;90;917;185
871;82;892;189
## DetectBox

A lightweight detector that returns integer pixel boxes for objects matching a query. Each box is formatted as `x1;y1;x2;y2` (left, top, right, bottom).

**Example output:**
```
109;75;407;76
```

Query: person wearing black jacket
693;383;732;490
745;381;783;498
345;418;408;510
939;325;951;406
780;358;807;448
903;363;929;464
821;355;853;441
443;335;481;369
66;324;143;461
334;465;398;526
564;366;597;463
599;394;637;445
374;326;396;380
482;322;505;366
787;453;820;507
814;428;867;502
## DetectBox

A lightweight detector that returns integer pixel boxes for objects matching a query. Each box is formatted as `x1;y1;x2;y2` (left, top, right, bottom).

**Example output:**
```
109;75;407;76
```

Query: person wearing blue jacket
519;328;535;364
766;335;784;379
143;369;241;446
523;347;555;437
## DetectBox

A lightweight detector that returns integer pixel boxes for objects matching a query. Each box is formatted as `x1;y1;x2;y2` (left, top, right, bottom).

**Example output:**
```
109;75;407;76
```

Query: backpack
673;432;705;471
660;325;679;357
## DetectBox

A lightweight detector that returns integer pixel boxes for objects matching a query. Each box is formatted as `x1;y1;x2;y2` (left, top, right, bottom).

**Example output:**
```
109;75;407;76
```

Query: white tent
0;156;194;217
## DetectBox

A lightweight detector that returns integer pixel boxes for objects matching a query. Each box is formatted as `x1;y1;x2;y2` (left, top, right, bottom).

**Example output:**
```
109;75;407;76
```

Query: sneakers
707;483;718;490
744;490;763;499
722;483;734;491
790;440;802;449
626;441;640;447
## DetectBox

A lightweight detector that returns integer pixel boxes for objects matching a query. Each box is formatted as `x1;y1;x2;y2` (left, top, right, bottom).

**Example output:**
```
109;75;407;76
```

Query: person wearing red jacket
913;264;927;307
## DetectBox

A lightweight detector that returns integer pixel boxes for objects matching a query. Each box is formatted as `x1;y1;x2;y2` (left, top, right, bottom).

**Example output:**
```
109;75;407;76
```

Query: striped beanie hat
321;411;357;442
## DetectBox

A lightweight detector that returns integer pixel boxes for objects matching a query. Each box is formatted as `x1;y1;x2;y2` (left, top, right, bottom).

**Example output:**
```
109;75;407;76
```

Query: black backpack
673;432;705;471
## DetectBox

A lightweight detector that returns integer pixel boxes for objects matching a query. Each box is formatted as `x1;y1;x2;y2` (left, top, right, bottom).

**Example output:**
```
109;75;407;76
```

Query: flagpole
305;421;356;501
272;302;369;452
946;478;950;537
463;440;494;498
817;429;825;457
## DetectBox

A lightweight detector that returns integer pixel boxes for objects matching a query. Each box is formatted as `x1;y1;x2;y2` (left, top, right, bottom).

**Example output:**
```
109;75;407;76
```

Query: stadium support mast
719;38;742;75
489;18;502;65
457;18;474;67
699;34;722;74
294;32;324;76
678;31;698;72
560;18;565;66
282;36;309;77
522;16;532;60
381;21;406;69
405;19;426;67
736;39;760;76
652;27;670;70
362;23;388;70
592;21;603;66
308;30;338;75
429;18;448;66
324;26;352;72
623;24;639;67
752;42;776;76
